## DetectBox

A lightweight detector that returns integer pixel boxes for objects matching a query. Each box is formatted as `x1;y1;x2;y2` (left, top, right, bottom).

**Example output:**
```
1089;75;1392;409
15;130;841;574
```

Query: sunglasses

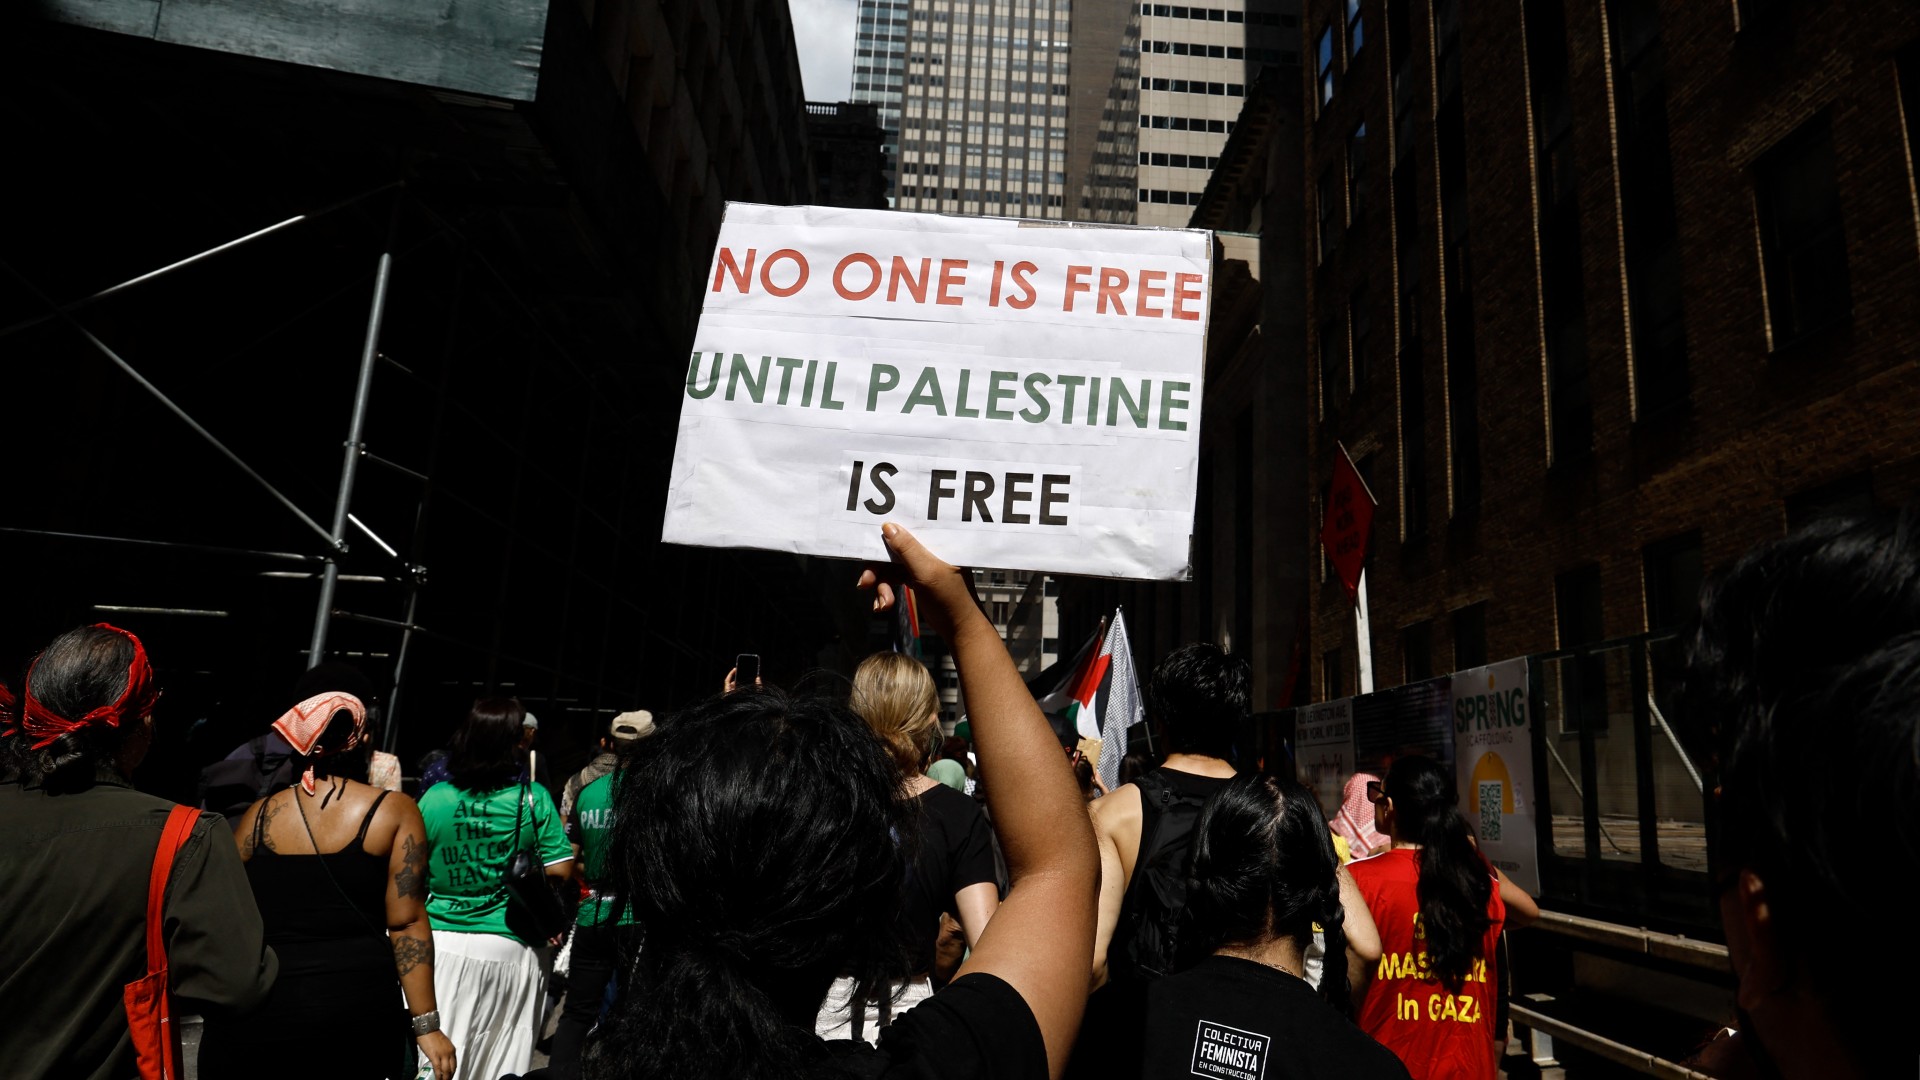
1365;780;1386;804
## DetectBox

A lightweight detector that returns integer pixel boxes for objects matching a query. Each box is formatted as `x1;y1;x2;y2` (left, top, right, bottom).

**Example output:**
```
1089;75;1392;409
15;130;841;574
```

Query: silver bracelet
410;1010;441;1037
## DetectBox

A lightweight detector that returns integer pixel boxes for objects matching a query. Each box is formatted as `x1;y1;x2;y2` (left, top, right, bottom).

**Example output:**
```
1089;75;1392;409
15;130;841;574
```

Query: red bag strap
145;805;199;975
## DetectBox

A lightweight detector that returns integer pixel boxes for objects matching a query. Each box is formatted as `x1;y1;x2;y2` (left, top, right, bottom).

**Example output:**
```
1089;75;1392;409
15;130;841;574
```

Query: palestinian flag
1033;622;1107;744
895;585;923;658
1091;612;1143;792
1031;612;1145;788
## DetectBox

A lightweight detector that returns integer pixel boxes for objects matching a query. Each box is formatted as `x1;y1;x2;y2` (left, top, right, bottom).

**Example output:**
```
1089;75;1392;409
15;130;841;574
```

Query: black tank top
247;791;391;969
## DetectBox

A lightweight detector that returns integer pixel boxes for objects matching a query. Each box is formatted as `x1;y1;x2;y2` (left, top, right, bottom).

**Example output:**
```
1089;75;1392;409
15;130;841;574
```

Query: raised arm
862;524;1100;1079
384;797;456;1080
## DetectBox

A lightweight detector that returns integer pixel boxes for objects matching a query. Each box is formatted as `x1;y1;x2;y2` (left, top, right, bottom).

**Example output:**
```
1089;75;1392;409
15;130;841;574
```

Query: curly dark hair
584;688;912;1080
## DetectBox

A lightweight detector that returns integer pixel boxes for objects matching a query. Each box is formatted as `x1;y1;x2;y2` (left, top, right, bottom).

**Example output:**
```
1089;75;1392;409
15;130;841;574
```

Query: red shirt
1348;848;1506;1080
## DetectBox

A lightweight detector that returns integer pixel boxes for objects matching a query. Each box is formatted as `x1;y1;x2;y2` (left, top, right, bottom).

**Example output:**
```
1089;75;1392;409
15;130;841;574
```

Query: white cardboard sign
1294;697;1355;822
661;203;1213;580
1451;658;1541;894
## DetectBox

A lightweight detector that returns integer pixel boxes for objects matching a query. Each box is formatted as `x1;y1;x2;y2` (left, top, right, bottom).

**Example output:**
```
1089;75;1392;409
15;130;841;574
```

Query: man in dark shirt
1090;643;1246;987
0;624;277;1080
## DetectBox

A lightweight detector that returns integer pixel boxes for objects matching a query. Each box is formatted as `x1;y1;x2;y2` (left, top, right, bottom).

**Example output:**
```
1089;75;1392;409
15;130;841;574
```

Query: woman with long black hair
582;523;1098;1080
1348;756;1538;1079
1069;772;1405;1080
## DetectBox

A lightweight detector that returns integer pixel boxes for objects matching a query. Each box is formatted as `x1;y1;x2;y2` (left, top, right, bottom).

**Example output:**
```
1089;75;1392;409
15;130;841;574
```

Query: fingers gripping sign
857;523;980;637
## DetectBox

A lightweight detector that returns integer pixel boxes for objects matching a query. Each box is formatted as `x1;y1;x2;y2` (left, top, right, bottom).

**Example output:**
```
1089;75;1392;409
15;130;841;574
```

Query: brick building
1303;0;1920;702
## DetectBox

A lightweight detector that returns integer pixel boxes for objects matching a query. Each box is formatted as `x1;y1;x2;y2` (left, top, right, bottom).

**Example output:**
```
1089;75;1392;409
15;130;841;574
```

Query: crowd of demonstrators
1071;773;1410;1080
0;625;277;1080
4;510;1911;1080
417;698;573;1080
199;664;456;1080
578;523;1099;1080
814;651;1001;1042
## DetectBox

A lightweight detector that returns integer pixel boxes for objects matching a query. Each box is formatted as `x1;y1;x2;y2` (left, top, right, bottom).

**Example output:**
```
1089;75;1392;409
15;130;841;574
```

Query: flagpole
1354;569;1374;694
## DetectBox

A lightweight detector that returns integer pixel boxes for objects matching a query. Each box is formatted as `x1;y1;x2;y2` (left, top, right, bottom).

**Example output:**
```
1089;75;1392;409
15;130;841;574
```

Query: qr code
1478;781;1503;842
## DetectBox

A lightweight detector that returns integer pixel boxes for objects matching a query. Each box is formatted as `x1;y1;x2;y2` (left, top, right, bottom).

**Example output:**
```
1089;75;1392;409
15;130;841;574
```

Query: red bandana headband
12;624;160;751
272;691;368;795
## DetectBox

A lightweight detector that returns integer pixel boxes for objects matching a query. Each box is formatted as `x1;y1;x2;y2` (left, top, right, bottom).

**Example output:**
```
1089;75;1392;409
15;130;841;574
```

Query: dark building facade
0;2;861;793
806;102;893;208
1301;0;1920;700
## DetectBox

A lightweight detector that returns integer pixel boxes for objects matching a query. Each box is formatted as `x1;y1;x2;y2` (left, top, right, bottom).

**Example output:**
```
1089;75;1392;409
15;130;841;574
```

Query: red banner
1320;446;1375;605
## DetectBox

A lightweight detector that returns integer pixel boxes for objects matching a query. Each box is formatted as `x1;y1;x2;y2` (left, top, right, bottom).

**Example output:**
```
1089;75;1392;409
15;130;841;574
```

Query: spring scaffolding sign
661;203;1214;580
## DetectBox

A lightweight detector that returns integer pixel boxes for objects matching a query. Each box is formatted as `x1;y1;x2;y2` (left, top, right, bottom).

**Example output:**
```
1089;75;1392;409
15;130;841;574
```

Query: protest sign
662;204;1213;580
1293;698;1354;820
1451;658;1541;893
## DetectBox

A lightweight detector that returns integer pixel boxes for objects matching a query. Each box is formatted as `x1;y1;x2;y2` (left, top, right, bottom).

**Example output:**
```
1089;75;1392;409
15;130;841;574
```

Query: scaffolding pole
308;201;400;668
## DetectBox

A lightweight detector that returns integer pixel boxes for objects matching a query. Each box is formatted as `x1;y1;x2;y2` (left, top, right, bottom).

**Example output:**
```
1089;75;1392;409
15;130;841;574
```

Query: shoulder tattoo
395;832;428;901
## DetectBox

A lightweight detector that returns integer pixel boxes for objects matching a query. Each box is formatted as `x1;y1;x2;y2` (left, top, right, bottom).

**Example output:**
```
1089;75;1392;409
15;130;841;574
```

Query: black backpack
1109;770;1215;983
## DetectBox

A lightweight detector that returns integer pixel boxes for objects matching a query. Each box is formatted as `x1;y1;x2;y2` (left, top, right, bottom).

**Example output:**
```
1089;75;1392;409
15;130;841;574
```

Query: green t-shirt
418;781;571;937
570;772;636;927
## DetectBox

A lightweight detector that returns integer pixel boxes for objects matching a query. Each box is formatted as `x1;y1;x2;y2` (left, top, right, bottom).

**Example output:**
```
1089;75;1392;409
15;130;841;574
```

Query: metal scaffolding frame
0;182;714;751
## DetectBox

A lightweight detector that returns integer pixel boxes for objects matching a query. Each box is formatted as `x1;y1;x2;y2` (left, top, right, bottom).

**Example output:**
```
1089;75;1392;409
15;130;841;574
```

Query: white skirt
813;975;936;1045
419;930;545;1080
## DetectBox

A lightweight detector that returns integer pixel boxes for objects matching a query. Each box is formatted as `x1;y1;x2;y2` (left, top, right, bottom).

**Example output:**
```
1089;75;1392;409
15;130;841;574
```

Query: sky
791;0;857;101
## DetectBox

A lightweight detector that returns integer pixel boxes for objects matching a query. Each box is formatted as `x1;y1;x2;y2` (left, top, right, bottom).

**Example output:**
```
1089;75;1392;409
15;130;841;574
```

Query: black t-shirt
1070;955;1411;1080
825;972;1046;1079
897;784;998;974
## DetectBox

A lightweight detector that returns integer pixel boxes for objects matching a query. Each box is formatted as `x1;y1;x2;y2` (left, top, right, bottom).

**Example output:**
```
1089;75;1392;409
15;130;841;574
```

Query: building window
1900;44;1920;253
1317;26;1336;109
1437;1;1479;510
1609;0;1689;418
1642;530;1703;632
1399;326;1429;541
1556;564;1605;650
1784;472;1875;529
1451;602;1487;670
1754;112;1852;348
1402;620;1433;683
1346;0;1364;57
1555;563;1607;734
1319;317;1344;413
1526;0;1593;465
1317;166;1341;262
1350;285;1371;390
1323;646;1345;700
1347;121;1368;226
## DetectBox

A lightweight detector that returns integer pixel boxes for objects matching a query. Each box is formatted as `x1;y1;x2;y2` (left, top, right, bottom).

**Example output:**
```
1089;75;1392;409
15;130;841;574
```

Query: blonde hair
850;652;941;774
